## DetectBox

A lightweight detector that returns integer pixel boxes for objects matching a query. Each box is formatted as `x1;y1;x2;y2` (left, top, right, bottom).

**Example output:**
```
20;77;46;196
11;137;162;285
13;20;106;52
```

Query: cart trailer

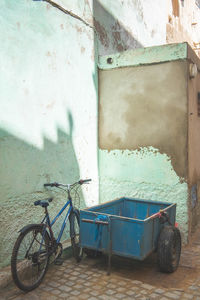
80;197;181;274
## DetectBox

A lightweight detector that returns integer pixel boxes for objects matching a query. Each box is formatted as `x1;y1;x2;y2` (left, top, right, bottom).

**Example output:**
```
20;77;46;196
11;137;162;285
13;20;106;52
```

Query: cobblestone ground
1;228;200;300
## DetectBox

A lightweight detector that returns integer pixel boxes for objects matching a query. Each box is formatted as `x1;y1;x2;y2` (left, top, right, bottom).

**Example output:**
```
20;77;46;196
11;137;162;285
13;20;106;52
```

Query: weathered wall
93;0;168;56
166;0;200;57
93;0;200;58
0;0;98;267
99;61;188;179
99;57;188;240
187;45;200;232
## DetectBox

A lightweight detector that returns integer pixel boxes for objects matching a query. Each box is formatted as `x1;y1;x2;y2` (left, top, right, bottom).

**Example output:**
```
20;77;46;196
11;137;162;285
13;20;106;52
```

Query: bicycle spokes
12;227;49;290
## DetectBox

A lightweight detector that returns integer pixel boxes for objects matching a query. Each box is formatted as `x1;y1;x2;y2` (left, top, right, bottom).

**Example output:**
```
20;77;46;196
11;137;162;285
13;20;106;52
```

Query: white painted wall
0;0;98;267
94;0;200;56
94;0;168;55
166;0;200;52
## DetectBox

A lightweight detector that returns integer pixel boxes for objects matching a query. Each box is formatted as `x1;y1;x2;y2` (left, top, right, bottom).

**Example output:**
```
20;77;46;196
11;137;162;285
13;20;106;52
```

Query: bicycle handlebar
79;179;92;185
44;179;92;188
44;182;59;187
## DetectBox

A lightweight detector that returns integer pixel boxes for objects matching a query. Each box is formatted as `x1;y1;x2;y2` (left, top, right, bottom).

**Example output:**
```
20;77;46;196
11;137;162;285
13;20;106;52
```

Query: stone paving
1;228;200;300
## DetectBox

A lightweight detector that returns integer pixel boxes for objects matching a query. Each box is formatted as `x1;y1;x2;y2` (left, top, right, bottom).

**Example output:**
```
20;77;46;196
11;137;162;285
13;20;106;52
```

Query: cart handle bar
150;210;167;219
82;218;109;225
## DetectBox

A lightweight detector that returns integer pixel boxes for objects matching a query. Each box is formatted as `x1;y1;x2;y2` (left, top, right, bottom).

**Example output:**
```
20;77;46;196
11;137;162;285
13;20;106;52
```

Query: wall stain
46;100;55;109
117;44;125;52
151;30;155;38
171;0;179;17
46;4;51;10
90;48;95;61
75;25;83;33
112;21;126;52
81;46;85;53
107;132;123;146
16;22;20;30
46;51;51;57
94;18;109;48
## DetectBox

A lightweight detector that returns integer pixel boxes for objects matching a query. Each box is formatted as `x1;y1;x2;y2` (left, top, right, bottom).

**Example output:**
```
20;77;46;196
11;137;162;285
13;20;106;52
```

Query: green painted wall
99;148;188;240
98;43;188;69
0;0;98;267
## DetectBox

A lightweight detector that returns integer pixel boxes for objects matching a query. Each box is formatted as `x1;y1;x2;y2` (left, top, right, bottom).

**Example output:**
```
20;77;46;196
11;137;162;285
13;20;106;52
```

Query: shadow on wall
0;0;144;268
0;112;84;267
93;0;143;56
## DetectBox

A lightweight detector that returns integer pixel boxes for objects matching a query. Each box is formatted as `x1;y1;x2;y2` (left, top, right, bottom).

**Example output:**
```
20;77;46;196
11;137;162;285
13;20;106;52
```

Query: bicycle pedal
54;258;64;265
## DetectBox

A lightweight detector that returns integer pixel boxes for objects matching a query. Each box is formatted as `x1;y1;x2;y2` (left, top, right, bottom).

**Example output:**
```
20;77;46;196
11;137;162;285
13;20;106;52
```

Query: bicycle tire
69;210;83;262
11;224;50;292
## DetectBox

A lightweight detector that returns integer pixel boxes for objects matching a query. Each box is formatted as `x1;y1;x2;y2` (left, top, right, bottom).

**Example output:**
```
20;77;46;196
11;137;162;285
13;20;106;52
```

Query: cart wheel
84;248;102;258
157;225;181;273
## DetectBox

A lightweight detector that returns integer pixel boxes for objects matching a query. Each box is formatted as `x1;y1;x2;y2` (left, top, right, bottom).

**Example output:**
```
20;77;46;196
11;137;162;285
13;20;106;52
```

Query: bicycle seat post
44;207;49;223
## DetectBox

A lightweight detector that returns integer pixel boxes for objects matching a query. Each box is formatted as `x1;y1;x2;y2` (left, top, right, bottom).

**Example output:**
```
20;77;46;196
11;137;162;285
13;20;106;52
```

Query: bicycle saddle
34;198;53;207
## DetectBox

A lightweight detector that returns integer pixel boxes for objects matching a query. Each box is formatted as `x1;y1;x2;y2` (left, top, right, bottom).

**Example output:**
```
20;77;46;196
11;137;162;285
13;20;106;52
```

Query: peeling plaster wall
93;0;200;58
93;0;168;55
99;149;188;240
99;59;189;241
0;0;98;267
99;61;188;179
166;0;200;57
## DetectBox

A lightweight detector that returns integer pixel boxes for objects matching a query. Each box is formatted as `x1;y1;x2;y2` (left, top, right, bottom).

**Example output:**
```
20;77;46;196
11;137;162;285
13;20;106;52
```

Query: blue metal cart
80;197;181;274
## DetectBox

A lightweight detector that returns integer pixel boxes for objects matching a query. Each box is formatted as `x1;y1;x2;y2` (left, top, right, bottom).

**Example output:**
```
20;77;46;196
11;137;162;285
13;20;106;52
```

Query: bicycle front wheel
70;210;83;262
11;224;50;292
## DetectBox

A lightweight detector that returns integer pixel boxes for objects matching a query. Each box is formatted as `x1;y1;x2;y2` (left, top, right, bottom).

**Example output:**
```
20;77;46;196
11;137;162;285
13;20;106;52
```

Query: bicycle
11;179;91;292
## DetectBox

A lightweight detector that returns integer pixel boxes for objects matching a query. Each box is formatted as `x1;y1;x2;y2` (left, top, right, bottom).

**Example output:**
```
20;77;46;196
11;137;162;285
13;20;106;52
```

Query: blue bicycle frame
11;179;91;293
39;179;91;252
42;197;73;244
51;200;72;243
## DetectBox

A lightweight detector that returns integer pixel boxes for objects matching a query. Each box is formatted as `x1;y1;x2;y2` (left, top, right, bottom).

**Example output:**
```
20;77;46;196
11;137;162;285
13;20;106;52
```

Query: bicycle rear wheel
11;224;50;292
70;210;83;262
